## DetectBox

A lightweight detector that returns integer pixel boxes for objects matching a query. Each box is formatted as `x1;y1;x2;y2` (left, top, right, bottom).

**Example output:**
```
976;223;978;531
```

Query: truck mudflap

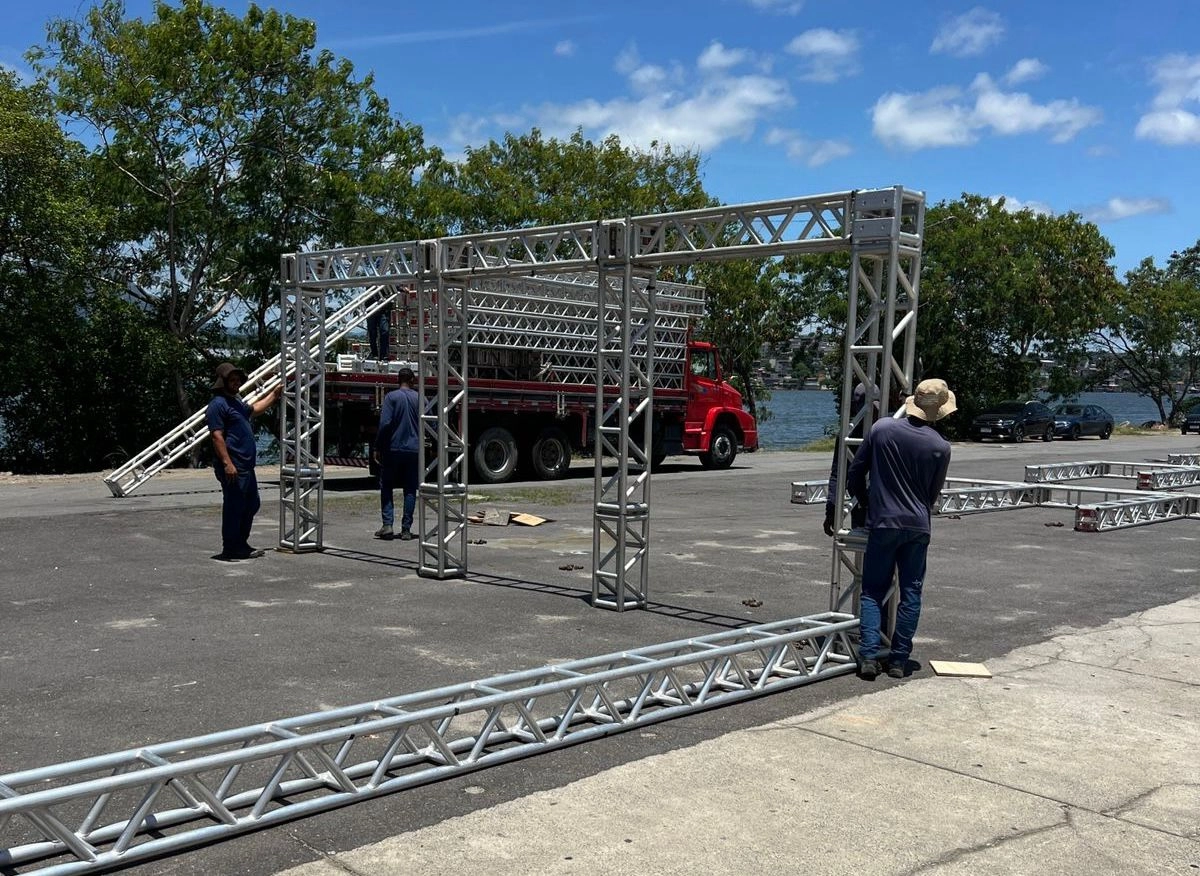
325;455;370;469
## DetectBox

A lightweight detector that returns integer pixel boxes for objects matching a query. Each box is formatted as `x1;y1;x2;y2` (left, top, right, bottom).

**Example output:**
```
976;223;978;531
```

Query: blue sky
3;0;1198;274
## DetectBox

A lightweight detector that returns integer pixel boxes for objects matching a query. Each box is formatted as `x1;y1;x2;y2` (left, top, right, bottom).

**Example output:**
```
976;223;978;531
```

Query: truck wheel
699;424;737;470
473;426;519;483
530;427;571;480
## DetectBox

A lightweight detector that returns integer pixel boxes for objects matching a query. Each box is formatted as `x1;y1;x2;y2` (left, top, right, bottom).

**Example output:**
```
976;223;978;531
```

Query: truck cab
679;340;758;469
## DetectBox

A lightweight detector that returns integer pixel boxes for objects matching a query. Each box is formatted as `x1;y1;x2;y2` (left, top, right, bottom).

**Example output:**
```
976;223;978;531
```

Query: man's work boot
399;529;414;541
887;661;906;679
374;525;394;540
858;657;880;680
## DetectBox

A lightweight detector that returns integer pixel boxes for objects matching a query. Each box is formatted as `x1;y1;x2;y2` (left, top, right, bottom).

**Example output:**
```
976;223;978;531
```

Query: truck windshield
691;350;716;380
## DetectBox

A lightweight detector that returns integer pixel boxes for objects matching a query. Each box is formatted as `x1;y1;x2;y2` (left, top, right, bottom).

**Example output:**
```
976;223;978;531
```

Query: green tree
32;0;443;413
784;194;1118;434
693;259;800;424
443;128;713;232
0;72;186;473
1090;252;1200;423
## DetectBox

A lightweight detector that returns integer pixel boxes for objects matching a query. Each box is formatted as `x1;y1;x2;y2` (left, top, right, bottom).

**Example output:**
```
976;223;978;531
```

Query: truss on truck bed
286;187;925;611
102;284;399;498
0;613;857;875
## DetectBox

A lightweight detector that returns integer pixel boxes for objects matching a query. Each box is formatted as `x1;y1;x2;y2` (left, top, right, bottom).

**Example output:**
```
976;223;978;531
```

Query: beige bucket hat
904;378;957;422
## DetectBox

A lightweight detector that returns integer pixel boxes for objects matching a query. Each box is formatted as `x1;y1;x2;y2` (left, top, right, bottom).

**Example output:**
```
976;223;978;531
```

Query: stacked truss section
591;261;656;609
417;246;470;579
0;613;857;874
828;189;926;619
278;256;326;552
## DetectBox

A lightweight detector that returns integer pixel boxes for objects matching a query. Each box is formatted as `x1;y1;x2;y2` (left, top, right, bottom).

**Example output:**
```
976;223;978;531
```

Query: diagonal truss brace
102;284;398;498
0;614;857;875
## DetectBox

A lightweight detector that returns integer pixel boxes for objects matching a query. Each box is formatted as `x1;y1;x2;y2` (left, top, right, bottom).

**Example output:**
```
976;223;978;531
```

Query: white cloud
971;74;1101;142
785;28;860;83
1004;58;1048;85
698;41;749;72
872;88;978;148
327;16;599;48
991;195;1053;216
1136;110;1200;145
742;0;804;13
930;7;1005;58
1083;197;1171;222
872;76;1101;149
554;40;576;58
1135;54;1200;145
766;127;853;166
446;39;791;155
614;44;676;93
546;73;792;151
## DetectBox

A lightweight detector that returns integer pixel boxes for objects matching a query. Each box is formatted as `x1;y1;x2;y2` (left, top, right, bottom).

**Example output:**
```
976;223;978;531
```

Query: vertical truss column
829;188;925;637
592;249;655;610
417;243;470;579
278;255;327;552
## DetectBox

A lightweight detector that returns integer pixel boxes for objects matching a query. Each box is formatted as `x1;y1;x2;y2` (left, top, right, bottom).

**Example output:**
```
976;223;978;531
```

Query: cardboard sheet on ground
467;510;554;527
929;660;992;678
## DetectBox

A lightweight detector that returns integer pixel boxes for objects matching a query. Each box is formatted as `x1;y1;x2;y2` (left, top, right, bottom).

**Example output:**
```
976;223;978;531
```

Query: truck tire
530;427;571;480
699;424;737;470
473;426;519;484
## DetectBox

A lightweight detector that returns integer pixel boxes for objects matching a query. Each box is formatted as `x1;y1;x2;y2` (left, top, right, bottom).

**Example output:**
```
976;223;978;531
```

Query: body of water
756;390;1165;450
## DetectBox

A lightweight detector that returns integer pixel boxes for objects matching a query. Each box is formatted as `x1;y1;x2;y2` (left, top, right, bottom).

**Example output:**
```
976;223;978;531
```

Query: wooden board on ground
468;509;511;526
929;660;992;678
511;513;550;526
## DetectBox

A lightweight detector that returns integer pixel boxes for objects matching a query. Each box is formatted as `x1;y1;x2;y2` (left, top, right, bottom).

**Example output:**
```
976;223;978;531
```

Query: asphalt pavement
0;433;1197;875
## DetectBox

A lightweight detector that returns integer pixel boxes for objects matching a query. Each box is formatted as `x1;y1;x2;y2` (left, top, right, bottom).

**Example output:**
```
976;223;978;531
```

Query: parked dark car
969;400;1055;442
1182;409;1200;434
1053;403;1114;440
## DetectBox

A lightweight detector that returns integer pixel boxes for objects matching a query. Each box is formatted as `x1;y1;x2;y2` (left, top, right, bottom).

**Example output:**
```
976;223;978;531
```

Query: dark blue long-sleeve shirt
847;416;950;532
376;387;420;453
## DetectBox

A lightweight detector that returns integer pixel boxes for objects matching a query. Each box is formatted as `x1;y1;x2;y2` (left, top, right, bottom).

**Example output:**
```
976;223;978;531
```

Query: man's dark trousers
217;469;261;555
379;450;418;532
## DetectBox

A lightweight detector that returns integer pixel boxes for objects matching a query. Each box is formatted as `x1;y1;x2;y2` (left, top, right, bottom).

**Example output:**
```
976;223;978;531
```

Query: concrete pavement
275;595;1199;875
1;435;1198;874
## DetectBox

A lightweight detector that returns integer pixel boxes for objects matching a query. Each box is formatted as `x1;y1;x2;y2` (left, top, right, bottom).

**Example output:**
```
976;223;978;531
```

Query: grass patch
1113;423;1172;436
469;485;585;506
799;437;837;453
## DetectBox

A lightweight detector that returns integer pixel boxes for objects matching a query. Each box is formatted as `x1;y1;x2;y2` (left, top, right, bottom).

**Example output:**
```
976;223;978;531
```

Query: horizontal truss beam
0;614;857;874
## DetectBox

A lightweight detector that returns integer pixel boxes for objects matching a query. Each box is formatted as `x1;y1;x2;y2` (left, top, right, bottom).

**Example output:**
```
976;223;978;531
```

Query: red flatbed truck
324;339;757;483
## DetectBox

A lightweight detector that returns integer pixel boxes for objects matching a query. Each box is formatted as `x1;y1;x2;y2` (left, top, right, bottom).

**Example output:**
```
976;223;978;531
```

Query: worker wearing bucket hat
847;378;955;680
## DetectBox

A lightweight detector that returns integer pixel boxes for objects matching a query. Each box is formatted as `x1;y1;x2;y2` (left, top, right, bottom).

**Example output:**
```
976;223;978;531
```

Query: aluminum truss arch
279;186;926;610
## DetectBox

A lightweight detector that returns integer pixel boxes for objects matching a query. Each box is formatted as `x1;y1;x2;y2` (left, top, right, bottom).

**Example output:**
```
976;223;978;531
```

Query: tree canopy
784;193;1119;434
0;72;185;473
443;129;713;232
32;0;443;378
1091;246;1200;423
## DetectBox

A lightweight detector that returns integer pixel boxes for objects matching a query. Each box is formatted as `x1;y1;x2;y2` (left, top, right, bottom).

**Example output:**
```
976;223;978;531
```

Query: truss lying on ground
791;468;1200;532
0;613;857;875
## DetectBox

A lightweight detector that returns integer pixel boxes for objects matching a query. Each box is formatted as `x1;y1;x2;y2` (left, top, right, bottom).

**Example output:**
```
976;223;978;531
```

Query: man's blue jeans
216;468;260;556
379;450;418;531
859;527;929;665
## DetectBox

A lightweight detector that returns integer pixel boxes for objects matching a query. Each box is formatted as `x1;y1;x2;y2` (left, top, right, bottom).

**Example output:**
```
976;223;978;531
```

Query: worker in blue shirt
847;378;954;680
374;367;421;540
205;362;282;560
